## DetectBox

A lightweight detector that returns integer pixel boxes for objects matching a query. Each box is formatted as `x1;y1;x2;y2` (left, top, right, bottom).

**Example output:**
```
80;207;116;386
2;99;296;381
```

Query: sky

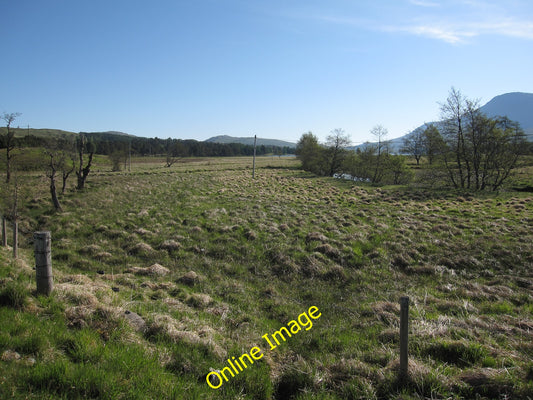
2;0;533;144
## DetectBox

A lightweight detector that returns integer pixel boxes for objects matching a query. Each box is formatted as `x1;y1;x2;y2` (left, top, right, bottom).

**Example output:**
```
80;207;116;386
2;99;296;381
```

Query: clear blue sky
2;0;532;144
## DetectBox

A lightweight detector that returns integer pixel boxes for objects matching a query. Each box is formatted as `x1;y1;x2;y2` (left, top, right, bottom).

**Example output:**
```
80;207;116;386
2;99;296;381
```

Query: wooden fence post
34;231;53;295
399;296;409;381
12;221;18;258
1;216;6;247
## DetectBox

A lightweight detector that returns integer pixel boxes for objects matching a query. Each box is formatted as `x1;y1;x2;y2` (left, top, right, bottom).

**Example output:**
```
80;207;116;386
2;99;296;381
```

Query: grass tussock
1;156;533;399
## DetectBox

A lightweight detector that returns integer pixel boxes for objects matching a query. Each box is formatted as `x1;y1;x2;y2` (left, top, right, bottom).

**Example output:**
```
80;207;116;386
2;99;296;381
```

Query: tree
52;137;77;194
61;154;76;194
401;127;425;165
165;139;186;167
44;138;77;209
296;132;324;175
369;125;389;183
384;155;413;184
439;87;471;189
476;116;525;190
2;112;21;183
325;128;351;177
342;147;374;182
109;149;127;171
422;124;446;165
438;87;526;190
46;151;63;211
76;134;95;190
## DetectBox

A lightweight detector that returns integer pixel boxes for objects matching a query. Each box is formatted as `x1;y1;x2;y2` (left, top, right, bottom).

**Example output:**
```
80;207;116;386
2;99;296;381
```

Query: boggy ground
1;156;532;399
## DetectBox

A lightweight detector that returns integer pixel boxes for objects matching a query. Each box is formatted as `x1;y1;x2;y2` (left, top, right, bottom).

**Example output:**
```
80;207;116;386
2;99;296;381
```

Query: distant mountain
355;92;533;153
479;92;533;130
205;135;296;148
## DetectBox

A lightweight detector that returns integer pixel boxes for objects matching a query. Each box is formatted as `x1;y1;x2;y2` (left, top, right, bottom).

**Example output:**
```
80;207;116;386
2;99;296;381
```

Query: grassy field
1;156;532;399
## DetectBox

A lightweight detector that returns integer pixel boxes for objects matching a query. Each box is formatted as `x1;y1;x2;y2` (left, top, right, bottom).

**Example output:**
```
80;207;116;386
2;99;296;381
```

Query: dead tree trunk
47;153;62;211
62;159;75;194
76;135;94;190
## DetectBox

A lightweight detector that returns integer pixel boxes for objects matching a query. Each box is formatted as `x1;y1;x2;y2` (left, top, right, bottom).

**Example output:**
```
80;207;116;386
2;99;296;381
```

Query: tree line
296;88;529;191
296;126;414;185
0;130;294;159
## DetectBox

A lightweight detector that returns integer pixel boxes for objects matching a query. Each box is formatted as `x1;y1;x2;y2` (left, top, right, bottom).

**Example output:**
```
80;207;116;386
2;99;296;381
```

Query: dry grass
2;156;533;399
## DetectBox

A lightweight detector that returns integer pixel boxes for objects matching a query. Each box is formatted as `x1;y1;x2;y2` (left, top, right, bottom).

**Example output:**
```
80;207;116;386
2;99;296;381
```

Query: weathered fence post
34;231;53;295
12;221;18;258
399;296;409;381
1;216;6;247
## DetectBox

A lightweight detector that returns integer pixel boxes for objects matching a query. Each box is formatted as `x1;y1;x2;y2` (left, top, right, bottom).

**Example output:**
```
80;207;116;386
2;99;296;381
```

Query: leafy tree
296;132;325;175
475;116;525;190
422;124;446;165
384;155;413;184
342;148;374;182
109;151;125;171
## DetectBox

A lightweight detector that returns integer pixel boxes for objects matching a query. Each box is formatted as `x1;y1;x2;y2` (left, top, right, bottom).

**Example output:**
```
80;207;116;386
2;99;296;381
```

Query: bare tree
2;112;21;183
401;127;425;165
76;134;95;190
325;128;351;176
164;139;186;167
0;175;25;258
46;151;63;211
439;87;471;189
370;125;389;183
61;154;76;194
438;88;526;190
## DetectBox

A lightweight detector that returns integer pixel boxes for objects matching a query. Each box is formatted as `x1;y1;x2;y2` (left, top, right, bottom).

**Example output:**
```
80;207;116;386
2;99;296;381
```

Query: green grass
1;156;532;399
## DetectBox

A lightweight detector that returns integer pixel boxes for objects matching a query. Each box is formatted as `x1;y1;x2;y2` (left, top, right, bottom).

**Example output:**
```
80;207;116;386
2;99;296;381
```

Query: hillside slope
479;92;533;130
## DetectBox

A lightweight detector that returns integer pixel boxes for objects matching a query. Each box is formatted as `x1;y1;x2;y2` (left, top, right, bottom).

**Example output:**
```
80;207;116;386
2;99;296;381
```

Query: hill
84;131;137;138
0;127;78;140
479;92;533;130
0;128;137;141
205;135;296;148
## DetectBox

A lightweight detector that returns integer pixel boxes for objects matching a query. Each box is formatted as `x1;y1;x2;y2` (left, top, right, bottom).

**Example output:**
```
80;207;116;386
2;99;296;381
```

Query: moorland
0;155;532;399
